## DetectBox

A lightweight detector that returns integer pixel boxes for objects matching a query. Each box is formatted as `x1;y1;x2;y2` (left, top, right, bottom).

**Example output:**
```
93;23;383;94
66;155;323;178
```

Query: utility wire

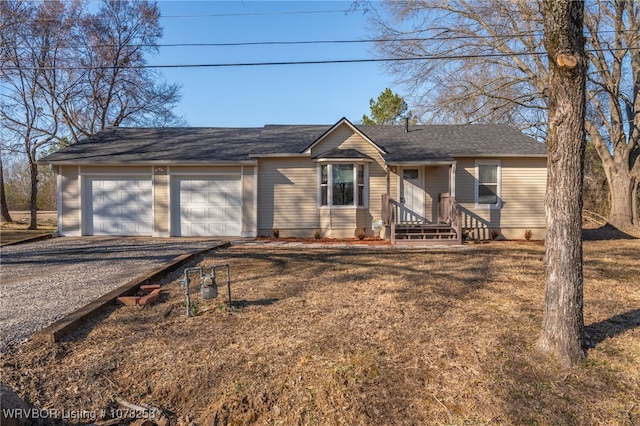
161;9;353;18
3;48;636;71
12;29;634;50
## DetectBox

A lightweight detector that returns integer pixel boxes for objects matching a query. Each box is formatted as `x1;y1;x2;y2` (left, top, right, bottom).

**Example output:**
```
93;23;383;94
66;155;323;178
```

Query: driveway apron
0;237;221;352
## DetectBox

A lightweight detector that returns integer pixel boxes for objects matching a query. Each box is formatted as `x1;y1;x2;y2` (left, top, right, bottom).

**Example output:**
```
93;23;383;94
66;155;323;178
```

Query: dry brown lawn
2;237;639;425
1;211;56;244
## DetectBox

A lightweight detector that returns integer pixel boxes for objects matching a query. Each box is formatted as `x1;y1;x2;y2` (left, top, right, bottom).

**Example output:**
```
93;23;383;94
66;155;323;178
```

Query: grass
0;211;56;244
1;239;639;425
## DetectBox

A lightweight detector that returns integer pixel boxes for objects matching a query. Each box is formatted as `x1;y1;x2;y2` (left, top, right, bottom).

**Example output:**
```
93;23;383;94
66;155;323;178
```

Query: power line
4;48;636;71
18;29;632;51
160;9;353;18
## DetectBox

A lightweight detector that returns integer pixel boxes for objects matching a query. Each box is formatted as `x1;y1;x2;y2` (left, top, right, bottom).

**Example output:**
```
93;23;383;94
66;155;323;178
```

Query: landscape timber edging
35;241;231;343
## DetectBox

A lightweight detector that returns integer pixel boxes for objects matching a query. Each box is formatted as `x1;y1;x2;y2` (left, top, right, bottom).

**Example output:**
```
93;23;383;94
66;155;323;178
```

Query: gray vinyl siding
455;157;547;239
153;171;169;236
60;166;80;236
242;166;256;237
311;122;388;230
257;158;319;236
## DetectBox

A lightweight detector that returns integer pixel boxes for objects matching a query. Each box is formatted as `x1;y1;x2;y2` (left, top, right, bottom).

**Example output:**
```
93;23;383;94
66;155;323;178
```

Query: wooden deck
383;193;463;246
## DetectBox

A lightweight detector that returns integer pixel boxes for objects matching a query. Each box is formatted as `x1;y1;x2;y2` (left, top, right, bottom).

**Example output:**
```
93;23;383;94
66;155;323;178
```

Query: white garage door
172;176;242;237
85;178;152;236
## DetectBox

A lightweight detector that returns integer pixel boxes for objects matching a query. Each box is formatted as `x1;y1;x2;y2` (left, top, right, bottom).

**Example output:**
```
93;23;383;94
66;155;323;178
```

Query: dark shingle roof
39;122;545;164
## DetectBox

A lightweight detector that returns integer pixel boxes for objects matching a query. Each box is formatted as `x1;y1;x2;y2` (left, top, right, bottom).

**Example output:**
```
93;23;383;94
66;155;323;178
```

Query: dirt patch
1;240;639;425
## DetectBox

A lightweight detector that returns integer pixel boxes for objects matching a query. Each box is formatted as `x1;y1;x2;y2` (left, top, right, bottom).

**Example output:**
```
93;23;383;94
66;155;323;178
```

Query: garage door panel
172;177;242;237
86;178;152;236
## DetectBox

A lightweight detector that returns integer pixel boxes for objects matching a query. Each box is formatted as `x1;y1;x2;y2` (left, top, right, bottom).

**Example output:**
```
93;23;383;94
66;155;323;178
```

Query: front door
399;168;427;223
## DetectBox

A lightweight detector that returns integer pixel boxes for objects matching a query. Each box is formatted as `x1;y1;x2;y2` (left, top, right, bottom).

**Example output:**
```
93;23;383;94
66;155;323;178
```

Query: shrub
357;228;366;241
272;227;280;238
314;230;322;240
524;229;533;241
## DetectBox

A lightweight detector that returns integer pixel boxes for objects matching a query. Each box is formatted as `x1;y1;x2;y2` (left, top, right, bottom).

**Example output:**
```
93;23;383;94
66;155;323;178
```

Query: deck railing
382;194;397;245
383;193;462;244
438;193;462;244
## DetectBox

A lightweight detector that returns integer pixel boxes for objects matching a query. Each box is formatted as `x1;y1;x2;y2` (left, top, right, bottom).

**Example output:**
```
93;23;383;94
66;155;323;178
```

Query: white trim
317;162;369;208
474;160;502;209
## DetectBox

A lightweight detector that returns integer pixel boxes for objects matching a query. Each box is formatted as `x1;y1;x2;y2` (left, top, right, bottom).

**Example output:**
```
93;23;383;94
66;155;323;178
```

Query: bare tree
539;0;587;367
0;1;19;223
366;0;639;229
55;0;184;142
1;0;184;228
0;1;75;229
0;147;12;222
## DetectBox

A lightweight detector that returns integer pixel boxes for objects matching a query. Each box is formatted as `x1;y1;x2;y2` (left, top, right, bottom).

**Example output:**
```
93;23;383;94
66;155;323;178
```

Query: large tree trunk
28;159;38;230
0;155;13;223
539;0;586;367
607;168;634;229
633;178;639;226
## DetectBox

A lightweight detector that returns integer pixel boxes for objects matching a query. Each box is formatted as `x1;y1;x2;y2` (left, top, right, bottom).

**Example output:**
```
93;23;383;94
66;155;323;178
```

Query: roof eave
248;153;310;159
386;160;456;166
40;159;259;166
450;153;547;158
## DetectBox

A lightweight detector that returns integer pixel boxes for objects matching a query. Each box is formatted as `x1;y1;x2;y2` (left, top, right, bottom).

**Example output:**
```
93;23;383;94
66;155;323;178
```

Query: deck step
392;222;461;245
396;233;457;240
394;238;461;246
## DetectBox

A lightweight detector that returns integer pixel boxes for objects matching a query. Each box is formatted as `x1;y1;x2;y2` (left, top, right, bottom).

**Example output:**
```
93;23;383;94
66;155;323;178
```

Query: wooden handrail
382;194;397;244
439;193;462;243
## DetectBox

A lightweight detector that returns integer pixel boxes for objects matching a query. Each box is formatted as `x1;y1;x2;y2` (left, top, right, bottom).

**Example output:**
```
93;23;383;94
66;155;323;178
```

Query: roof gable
302;117;386;156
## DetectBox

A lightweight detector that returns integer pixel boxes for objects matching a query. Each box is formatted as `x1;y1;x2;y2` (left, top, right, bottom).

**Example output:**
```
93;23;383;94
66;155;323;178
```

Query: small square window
403;169;419;180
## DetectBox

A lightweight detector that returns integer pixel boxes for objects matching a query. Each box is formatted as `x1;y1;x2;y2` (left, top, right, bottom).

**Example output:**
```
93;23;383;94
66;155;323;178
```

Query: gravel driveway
0;237;223;352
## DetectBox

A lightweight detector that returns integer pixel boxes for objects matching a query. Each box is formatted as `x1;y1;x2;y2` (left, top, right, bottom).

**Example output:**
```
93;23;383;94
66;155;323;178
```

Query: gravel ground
0;237;222;352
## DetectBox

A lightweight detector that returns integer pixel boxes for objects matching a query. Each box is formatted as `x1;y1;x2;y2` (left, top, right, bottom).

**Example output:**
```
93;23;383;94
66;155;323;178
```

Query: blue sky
151;1;396;127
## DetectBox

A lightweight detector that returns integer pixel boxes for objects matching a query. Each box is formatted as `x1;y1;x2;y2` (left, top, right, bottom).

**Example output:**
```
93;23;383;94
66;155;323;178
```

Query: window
403;169;419;180
476;161;501;208
319;163;367;207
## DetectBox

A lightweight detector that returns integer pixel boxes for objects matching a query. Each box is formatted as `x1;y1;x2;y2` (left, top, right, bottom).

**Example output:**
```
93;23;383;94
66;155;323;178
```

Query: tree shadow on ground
584;309;640;349
583;224;638;240
234;298;279;308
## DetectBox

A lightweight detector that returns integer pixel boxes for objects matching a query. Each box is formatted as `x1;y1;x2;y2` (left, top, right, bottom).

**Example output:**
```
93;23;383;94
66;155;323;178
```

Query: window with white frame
475;161;501;208
319;163;367;207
